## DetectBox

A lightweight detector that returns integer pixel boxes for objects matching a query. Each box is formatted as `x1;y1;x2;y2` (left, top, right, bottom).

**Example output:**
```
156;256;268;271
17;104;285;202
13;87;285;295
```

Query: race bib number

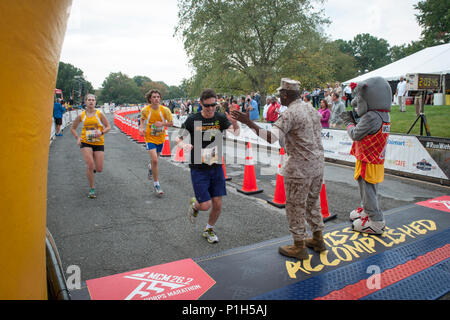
86;127;100;142
150;125;164;136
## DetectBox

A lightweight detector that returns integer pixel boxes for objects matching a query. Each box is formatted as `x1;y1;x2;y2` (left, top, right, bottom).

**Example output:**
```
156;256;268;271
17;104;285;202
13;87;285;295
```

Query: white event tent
343;43;450;84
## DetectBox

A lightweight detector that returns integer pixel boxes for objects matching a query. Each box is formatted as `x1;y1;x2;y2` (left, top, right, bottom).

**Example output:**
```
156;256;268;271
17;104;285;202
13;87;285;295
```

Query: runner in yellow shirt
70;94;111;198
139;89;173;196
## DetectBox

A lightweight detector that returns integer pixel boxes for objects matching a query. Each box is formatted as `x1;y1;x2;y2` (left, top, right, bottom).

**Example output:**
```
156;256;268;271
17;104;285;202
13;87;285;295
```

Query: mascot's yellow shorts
354;160;384;184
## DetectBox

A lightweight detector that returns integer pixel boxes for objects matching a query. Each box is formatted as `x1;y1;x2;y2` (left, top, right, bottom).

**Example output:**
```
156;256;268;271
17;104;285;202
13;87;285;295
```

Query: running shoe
187;197;199;224
88;188;96;199
352;216;385;235
349;207;366;221
147;164;152;180
202;228;219;244
154;184;164;196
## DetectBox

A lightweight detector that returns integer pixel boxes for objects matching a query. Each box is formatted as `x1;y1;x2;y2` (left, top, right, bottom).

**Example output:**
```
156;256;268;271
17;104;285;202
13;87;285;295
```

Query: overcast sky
60;0;422;89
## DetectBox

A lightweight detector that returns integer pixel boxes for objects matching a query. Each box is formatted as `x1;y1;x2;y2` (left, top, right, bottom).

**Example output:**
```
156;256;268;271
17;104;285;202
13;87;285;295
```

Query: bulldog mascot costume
340;76;391;235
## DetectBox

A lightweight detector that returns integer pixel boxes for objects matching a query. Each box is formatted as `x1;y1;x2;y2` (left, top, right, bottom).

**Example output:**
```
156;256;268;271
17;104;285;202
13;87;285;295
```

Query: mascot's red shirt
350;121;390;164
350;121;390;184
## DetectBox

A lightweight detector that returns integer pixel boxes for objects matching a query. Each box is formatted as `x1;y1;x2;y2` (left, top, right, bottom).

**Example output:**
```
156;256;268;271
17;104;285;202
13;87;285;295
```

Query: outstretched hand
230;109;251;125
225;111;237;125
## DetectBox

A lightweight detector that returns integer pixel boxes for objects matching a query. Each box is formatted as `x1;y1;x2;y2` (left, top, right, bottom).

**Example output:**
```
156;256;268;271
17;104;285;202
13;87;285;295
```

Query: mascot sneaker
352;216;385;235
349;207;366;221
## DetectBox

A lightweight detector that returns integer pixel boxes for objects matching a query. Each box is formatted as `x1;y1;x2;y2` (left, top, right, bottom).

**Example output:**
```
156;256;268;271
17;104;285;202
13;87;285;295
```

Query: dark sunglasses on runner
203;103;217;108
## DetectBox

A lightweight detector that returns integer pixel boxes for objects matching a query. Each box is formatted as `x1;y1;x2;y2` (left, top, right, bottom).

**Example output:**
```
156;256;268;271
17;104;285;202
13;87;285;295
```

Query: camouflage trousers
285;174;325;241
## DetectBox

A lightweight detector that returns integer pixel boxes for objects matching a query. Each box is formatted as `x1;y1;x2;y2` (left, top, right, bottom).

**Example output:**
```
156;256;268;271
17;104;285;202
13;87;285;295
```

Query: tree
176;0;329;98
139;81;169;99
98;72;143;104
390;41;426;62
167;85;186;99
55;62;94;104
414;0;450;45
133;75;152;87
348;33;391;73
279;38;358;90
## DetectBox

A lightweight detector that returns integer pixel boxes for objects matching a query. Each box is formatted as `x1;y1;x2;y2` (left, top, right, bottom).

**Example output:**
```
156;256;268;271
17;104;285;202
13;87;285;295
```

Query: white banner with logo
319;129;447;180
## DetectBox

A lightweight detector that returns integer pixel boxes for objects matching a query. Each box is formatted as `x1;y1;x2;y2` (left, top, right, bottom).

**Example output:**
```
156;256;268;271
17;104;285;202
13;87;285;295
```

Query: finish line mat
81;196;450;300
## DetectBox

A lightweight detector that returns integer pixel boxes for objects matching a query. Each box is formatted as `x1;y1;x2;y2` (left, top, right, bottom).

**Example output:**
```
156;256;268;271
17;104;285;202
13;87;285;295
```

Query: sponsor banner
86;258;215;300
384;134;447;180
416;196;450;213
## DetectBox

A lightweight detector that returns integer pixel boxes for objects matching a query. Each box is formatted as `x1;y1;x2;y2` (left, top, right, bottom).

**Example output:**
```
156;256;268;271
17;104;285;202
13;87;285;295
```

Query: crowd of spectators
161;82;352;129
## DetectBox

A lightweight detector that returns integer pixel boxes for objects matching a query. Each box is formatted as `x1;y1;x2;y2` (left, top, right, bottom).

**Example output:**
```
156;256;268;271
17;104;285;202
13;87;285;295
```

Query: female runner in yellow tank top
70;94;111;198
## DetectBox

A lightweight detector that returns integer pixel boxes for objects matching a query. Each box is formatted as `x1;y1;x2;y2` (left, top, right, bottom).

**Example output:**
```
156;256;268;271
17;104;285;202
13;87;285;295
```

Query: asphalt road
47;113;450;285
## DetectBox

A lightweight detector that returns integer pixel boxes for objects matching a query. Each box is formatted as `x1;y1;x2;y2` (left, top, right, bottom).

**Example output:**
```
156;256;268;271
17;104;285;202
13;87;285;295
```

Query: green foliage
98;72;143;104
348;33;391;73
133;75;152;87
176;0;329;96
414;0;450;45
390;41;427;62
55;62;94;104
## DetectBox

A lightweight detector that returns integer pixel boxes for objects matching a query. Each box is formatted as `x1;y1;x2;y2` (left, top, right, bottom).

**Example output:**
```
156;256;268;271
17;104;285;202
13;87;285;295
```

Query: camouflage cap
277;78;300;92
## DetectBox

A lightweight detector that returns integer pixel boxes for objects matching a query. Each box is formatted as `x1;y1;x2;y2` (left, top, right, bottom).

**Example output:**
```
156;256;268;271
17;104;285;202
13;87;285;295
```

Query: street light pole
74;75;84;107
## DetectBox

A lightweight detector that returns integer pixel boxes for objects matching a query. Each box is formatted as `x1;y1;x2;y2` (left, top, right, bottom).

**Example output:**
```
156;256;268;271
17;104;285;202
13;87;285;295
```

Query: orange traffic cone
173;145;185;163
237;142;263;195
267;148;286;208
126;118;132;137
222;156;232;181
320;182;337;222
160;127;172;157
132;120;139;141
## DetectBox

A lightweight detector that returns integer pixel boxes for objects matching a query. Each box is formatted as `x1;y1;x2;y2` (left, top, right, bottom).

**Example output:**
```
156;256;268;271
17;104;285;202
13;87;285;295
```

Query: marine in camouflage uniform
231;78;327;260
274;97;325;243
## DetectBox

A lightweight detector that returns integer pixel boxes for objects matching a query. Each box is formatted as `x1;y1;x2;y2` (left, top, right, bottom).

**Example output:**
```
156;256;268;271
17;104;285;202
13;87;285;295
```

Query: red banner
416;196;450;213
86;258;215;300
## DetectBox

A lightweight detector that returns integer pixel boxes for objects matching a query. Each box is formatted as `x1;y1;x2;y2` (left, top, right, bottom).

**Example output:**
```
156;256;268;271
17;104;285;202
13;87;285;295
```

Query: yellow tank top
80;110;105;145
141;105;173;144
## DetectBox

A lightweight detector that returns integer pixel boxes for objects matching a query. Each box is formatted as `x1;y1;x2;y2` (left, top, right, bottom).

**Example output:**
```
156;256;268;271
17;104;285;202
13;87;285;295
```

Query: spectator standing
344;84;352;108
396;76;407;112
318;99;331;128
231;99;240;111
246;95;260;121
312;88;320;109
330;92;346;128
253;92;261;109
240;97;246;112
303;93;313;108
266;97;281;123
318;87;325;103
262;96;272;121
53;98;65;136
324;89;333;106
333;82;342;99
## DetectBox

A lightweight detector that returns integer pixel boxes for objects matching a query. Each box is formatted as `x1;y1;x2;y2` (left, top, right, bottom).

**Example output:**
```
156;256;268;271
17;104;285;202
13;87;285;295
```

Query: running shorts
190;166;226;203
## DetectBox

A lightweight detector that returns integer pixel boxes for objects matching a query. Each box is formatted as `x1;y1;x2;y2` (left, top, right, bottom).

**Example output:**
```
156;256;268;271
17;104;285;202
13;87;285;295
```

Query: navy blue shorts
190;166;227;203
146;142;164;153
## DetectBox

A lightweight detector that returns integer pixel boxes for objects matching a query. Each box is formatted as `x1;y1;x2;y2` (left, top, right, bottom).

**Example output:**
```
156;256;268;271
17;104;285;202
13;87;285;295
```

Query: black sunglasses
203;103;217;108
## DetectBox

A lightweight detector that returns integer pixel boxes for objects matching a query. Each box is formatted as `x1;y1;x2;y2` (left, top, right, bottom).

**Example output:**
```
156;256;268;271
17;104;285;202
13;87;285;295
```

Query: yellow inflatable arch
0;0;72;299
